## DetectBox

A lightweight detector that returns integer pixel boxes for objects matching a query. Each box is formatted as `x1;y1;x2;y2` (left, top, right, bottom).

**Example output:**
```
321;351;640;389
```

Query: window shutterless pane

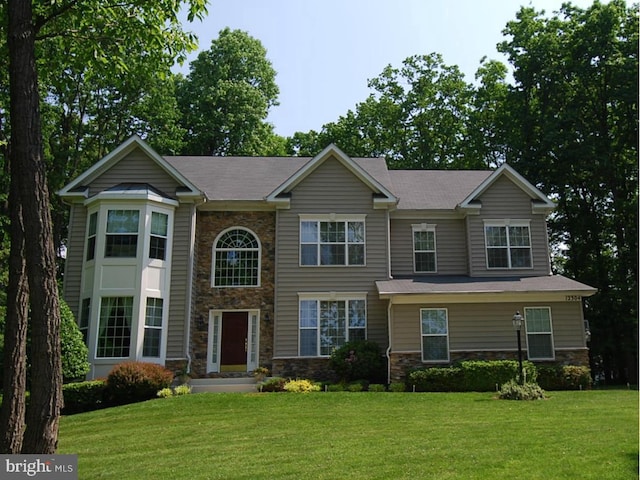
485;226;507;246
151;212;168;236
422;336;448;361
107;210;139;233
300;221;318;242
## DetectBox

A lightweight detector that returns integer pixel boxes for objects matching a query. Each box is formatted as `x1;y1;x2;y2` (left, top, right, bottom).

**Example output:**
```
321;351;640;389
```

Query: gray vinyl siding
467;176;551;277
391;301;586;354
62;203;88;319
274;156;390;357
390;218;468;276
88;150;180;197
166;204;193;357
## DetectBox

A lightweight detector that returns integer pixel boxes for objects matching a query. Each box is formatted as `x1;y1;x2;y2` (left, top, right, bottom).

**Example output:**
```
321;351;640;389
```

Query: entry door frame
207;309;260;373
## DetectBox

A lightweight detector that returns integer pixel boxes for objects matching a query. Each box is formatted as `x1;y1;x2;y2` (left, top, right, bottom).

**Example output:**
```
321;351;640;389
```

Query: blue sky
177;0;604;137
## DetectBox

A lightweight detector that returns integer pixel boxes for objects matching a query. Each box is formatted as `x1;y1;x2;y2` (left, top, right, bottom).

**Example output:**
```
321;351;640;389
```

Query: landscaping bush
326;383;346;392
389;382;406;392
409;366;465;392
368;383;386;392
283;379;321;393
105;362;173;405
537;365;592;390
62;380;106;414
60;298;90;383
260;376;286;392
329;340;386;383
460;360;537;391
498;380;546;400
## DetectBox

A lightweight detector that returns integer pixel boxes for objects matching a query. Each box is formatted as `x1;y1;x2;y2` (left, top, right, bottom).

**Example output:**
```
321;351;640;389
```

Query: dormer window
484;220;532;269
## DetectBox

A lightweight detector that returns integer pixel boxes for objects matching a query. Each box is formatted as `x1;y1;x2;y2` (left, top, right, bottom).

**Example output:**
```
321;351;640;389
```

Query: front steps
189;377;258;393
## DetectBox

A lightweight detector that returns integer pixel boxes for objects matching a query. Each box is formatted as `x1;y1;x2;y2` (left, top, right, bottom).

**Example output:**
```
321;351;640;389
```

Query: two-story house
59;136;596;382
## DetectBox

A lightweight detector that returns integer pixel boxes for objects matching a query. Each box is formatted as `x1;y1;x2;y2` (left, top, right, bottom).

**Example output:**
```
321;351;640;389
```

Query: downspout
184;201;200;375
386;298;393;385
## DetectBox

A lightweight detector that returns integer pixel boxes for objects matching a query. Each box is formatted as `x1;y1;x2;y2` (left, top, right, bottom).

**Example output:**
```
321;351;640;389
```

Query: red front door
220;312;248;371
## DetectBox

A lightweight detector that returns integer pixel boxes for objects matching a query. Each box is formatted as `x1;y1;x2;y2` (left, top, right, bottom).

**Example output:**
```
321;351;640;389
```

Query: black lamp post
512;311;524;385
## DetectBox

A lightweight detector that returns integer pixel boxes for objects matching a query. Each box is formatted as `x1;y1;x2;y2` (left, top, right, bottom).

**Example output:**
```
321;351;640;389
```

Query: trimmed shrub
260;376;286;392
347;382;364;392
460;360;537;391
173;384;192;396
60;298;90;383
389;382;406;392
499;380;546;400
157;388;173;398
62;380;106;414
329;340;386;383
326;383;346;392
409;367;465;392
283;379;321;393
537;365;592;390
106;362;173;405
368;383;386;392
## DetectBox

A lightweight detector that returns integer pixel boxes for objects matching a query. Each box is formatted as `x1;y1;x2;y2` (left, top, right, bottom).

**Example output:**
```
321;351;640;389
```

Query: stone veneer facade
189;211;276;377
389;349;590;382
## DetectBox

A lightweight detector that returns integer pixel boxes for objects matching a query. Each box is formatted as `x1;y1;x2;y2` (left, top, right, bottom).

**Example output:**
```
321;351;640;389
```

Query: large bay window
484;220;532;269
300;215;365;266
299;295;367;356
105;209;139;257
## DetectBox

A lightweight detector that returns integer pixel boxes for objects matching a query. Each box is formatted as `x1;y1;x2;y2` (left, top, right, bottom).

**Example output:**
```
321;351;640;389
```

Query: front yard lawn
58;390;638;479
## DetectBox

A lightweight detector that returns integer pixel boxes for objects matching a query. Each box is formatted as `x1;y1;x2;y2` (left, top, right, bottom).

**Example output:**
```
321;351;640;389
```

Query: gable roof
388;170;493;210
57;135;201;200
458;163;555;212
265;144;398;207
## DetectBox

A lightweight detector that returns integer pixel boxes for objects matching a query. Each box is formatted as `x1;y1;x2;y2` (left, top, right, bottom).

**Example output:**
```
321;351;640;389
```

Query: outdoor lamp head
512;311;523;330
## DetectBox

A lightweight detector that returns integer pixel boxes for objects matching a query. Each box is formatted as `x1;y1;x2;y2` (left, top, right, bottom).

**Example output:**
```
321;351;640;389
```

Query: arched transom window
213;228;260;287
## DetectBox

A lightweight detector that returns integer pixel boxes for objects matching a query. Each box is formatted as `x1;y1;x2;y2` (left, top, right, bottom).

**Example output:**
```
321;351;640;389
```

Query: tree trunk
8;0;63;454
0;168;29;454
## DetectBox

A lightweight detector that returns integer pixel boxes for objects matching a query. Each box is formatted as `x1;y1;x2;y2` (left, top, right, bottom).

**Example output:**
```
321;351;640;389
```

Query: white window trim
420;307;450;363
297;292;368;357
412;223;437;273
524;306;555;361
211;227;262;288
483;219;533;270
298;214;367;267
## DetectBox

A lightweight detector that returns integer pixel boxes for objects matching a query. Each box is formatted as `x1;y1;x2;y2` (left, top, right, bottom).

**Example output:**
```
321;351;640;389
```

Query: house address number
565;295;582;302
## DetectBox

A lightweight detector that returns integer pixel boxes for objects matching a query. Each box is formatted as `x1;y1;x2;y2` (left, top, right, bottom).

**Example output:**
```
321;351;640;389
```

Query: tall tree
176;27;282;155
0;0;207;453
499;0;638;383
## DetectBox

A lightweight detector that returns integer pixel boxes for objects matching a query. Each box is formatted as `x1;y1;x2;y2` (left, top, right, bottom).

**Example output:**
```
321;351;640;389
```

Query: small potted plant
253;366;270;382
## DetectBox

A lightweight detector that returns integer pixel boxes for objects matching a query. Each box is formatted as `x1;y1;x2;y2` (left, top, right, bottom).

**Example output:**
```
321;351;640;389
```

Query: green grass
58;390;638;479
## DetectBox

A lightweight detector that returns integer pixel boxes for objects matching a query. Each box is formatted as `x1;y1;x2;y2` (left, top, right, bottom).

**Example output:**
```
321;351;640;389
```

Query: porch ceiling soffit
376;275;597;304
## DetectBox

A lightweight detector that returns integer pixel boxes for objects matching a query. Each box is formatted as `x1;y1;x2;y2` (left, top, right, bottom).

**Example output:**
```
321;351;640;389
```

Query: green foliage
388;382;405;392
326;383;345;392
156;388;173;398
59;298;90;383
328;340;385;383
105;362;174;406
409;360;537;392
173;384;192;396
283;379;320;393
367;384;386;392
537;365;592;391
62;380;106;414
498;380;546;401
176;27;282;156
260;377;286;392
347;382;364;392
409;366;465;392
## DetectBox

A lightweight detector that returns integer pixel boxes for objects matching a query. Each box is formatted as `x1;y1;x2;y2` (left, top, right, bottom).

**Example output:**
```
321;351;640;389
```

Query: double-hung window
421;308;449;362
412;224;437;273
86;212;98;261
149;212;168;260
299;296;366;356
105;209;139;257
300;216;365;266
143;298;163;357
524;307;554;360
484;221;532;269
